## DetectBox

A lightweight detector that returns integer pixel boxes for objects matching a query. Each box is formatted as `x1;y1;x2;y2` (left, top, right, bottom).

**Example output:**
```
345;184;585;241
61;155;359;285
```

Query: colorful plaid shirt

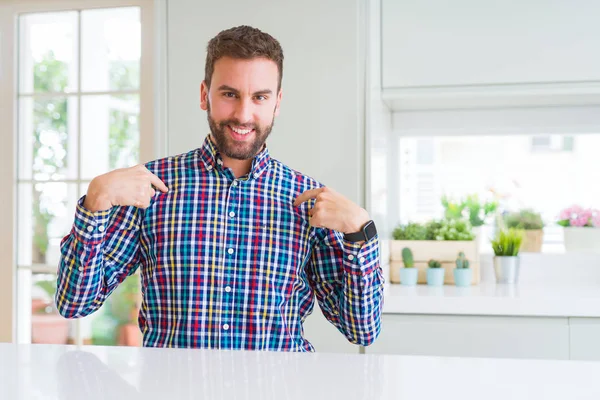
56;135;384;351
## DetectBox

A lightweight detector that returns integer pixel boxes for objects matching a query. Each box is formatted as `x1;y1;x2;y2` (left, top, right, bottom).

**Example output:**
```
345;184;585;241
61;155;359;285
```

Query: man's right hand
83;165;169;212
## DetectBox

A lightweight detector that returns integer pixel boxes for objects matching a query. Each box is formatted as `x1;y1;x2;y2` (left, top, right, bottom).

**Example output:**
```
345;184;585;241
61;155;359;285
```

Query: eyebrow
217;85;273;96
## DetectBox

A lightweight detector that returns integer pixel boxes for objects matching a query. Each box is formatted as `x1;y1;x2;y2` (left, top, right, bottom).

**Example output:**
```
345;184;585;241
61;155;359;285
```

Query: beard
206;100;275;160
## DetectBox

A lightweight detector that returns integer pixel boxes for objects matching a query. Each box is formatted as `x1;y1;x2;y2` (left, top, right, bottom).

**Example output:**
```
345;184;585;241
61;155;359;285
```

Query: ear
274;89;282;116
200;80;209;111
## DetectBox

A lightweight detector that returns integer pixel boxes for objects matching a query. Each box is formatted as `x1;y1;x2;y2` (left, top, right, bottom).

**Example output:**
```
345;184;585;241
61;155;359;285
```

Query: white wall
167;0;365;205
365;0;393;277
166;0;373;352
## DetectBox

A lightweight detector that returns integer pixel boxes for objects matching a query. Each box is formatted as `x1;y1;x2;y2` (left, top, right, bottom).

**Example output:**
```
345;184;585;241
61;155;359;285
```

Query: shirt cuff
72;195;112;245
340;232;380;275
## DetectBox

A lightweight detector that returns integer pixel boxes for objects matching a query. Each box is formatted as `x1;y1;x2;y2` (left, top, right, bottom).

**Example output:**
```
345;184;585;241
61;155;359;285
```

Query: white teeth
230;126;252;135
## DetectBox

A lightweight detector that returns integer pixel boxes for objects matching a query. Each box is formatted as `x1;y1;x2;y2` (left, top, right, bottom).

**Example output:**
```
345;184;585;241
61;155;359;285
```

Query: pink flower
558;205;597;227
559;205;582;221
571;216;589;227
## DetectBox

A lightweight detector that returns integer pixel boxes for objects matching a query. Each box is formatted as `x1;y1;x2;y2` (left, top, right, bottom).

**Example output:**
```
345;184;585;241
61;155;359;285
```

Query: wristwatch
343;220;377;242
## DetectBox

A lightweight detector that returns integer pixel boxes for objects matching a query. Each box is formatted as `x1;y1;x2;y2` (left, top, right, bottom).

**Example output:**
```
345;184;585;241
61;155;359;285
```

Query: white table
1;343;600;399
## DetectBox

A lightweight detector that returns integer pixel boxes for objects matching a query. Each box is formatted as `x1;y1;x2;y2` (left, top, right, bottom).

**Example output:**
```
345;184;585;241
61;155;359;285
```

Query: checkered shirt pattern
56;135;384;351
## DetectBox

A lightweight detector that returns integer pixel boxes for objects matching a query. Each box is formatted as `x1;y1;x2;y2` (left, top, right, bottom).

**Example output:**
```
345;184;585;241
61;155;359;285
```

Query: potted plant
453;252;472;287
504;209;544;252
426;259;444;286
557;205;600;253
491;228;524;284
390;218;479;285
399;247;418;286
442;194;498;244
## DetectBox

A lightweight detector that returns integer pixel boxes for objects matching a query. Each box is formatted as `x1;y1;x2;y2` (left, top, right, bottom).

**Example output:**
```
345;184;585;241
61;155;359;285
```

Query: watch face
363;220;377;239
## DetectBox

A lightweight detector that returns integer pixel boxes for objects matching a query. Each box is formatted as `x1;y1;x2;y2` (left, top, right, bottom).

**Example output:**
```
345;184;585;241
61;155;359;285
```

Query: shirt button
78;267;83;272
229;211;235;218
227;248;234;255
223;324;229;330
225;286;231;293
359;257;366;263
232;181;238;187
86;226;94;233
348;254;355;261
217;159;223;165
207;165;213;171
98;225;105;233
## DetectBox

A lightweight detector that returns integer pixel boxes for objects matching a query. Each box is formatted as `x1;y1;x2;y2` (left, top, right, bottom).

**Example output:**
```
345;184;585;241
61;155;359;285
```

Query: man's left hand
293;187;370;233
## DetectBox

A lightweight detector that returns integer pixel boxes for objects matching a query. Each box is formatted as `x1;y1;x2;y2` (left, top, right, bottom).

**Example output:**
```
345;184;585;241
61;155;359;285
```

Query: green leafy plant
392;222;428;240
428;218;475;241
393;218;475;241
490;229;524;256
464;194;498;227
424;220;443;240
401;247;414;268
428;259;441;268
455;251;470;269
441;195;466;220
504;209;544;230
442;194;498;227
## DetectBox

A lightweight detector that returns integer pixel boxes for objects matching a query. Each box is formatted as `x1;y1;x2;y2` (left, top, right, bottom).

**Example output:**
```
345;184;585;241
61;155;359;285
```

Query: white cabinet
569;318;600;361
366;314;570;360
381;0;600;89
381;0;600;110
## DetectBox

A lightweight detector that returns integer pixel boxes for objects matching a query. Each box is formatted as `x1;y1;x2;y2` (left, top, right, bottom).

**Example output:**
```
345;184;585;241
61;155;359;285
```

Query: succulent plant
427;218;475;241
402;247;414;268
392;222;428;240
428;259;441;268
455;251;470;269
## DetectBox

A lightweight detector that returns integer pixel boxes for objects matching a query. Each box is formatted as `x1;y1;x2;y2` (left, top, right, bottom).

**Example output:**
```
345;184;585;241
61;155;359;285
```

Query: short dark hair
205;25;284;91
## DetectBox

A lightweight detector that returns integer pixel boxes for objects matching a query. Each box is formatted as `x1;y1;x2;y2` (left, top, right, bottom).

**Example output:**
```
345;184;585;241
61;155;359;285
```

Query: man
56;25;384;352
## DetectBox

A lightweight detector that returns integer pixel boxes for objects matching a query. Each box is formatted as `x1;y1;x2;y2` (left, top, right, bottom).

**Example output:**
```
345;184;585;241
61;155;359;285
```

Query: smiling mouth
227;125;255;140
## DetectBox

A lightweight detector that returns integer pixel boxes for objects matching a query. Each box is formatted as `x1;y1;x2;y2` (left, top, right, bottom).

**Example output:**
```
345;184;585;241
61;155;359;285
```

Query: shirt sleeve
306;227;384;346
55;196;142;318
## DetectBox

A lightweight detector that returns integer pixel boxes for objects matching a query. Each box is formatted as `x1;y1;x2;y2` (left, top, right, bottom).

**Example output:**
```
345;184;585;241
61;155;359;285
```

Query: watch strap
344;220;377;242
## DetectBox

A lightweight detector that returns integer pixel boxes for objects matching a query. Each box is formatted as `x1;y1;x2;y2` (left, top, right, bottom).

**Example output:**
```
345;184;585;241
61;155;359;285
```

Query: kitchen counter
383;283;600;317
2;343;600;399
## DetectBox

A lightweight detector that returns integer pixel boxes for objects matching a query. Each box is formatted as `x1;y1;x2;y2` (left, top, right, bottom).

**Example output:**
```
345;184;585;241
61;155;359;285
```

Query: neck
221;154;252;179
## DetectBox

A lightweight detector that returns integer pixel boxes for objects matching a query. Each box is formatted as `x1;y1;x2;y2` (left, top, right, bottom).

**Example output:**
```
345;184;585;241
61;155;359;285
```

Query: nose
233;97;253;126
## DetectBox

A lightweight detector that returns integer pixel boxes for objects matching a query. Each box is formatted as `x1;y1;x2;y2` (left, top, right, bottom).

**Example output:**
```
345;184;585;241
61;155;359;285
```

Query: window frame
0;0;159;344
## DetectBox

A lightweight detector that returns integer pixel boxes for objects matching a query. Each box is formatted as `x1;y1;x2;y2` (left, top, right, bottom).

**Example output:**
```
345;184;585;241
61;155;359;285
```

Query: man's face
200;56;282;160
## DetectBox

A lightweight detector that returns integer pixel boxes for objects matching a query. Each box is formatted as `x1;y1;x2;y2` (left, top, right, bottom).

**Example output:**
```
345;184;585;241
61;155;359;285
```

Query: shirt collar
198;134;271;179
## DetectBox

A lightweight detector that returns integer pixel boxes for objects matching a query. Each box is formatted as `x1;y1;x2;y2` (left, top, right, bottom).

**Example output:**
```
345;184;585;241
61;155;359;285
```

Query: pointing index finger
293;187;325;207
148;173;169;193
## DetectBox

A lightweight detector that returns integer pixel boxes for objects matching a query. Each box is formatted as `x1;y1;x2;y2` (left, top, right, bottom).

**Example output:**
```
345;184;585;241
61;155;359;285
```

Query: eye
255;95;268;101
223;92;237;98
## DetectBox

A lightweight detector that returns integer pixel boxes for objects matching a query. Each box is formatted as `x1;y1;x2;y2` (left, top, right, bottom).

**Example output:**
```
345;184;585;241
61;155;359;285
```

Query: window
398;134;600;252
531;135;575;152
2;1;155;346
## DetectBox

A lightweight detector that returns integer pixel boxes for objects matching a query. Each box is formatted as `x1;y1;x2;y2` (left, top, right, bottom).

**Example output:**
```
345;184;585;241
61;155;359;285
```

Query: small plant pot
453;268;472;287
399;268;418;286
426;268;445;286
494;256;520;284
